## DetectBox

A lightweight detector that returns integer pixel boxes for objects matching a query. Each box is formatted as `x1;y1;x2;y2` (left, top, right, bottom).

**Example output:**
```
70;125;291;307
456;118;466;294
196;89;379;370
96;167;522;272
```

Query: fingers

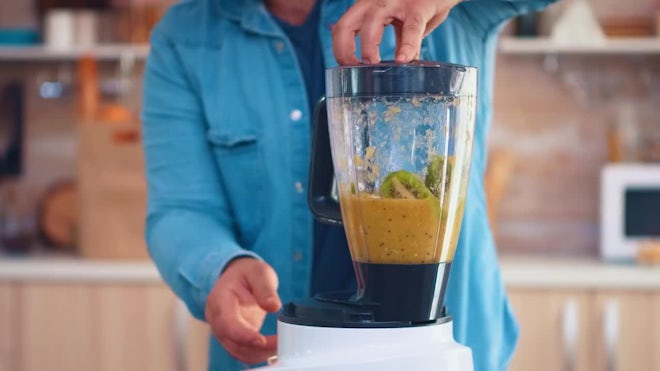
332;0;458;66
424;11;450;37
210;286;277;364
359;9;391;64
245;261;282;312
211;288;265;346
395;12;428;63
222;335;278;365
332;1;369;65
205;258;282;364
222;312;262;346
335;5;428;65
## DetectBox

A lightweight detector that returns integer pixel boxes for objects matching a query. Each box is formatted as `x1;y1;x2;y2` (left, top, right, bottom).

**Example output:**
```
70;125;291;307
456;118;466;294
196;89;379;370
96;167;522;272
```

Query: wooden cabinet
592;291;660;371
2;282;209;371
19;284;97;371
0;284;18;371
508;289;594;371
509;288;660;371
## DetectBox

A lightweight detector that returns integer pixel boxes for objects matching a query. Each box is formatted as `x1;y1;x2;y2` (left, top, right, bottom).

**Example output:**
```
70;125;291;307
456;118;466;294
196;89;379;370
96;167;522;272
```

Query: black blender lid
325;60;477;98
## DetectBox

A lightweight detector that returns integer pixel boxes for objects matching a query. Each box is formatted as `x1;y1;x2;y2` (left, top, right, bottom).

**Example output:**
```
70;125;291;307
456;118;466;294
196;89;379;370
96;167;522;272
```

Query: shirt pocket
207;129;270;248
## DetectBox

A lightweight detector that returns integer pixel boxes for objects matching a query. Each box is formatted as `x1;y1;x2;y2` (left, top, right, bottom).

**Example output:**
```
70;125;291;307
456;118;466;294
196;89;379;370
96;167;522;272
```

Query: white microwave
601;164;660;261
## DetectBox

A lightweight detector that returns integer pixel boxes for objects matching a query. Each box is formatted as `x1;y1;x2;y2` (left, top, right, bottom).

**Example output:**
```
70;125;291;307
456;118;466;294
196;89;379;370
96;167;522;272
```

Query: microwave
601;164;660;261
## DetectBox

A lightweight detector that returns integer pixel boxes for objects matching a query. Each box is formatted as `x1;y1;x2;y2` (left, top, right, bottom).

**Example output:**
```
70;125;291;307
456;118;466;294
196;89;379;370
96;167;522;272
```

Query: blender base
256;318;473;371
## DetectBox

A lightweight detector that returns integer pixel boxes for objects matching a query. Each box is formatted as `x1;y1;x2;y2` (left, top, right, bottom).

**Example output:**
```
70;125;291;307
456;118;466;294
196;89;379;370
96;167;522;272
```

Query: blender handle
308;97;343;225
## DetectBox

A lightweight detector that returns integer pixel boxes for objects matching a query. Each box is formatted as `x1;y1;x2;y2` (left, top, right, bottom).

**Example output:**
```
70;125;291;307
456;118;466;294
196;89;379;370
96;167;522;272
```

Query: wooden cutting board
38;180;77;253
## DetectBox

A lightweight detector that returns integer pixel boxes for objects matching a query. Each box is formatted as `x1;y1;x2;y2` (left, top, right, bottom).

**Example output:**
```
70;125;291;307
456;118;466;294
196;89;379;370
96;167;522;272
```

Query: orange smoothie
340;191;465;264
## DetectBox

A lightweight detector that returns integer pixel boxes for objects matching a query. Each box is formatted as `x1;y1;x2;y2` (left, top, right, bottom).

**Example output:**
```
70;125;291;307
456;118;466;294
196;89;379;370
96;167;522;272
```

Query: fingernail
263;296;279;307
252;338;265;347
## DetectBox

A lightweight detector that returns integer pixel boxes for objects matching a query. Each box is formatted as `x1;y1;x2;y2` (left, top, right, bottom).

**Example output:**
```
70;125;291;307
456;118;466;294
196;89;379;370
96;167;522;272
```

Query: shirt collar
216;0;281;37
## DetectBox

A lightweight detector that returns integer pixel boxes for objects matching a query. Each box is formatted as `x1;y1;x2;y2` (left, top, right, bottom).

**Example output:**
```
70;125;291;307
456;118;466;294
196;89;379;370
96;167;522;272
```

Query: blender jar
326;61;476;266
320;61;477;323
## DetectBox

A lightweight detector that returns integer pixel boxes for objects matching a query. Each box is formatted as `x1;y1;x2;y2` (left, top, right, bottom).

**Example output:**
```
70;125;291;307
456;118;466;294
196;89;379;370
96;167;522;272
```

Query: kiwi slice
380;170;434;199
425;155;454;198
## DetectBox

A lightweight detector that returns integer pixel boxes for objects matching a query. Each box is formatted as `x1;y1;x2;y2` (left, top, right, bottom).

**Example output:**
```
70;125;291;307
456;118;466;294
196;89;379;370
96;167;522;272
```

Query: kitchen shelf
0;43;150;61
499;36;660;55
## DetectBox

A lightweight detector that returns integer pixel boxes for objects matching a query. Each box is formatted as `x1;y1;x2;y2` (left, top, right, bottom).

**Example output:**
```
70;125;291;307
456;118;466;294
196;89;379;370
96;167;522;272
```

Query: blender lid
325;60;477;98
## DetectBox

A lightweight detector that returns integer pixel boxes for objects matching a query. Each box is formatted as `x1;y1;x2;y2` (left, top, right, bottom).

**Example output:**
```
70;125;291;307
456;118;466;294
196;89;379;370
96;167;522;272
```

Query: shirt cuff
179;248;261;319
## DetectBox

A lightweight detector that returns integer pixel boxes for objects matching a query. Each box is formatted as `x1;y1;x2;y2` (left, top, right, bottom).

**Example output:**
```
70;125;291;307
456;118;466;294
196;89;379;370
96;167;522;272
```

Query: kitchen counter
0;256;161;283
500;255;660;290
0;255;659;289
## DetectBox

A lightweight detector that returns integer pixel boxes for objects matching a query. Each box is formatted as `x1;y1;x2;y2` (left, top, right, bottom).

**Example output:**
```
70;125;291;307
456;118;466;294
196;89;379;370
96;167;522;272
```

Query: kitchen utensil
37;179;76;252
260;61;477;370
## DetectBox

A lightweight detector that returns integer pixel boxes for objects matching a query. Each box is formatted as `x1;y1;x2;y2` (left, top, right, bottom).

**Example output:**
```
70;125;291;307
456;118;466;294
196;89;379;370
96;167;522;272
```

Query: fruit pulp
340;190;465;264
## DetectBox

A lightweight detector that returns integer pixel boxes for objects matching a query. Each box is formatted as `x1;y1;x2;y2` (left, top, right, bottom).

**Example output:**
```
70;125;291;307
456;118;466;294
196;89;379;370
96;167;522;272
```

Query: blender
258;61;477;370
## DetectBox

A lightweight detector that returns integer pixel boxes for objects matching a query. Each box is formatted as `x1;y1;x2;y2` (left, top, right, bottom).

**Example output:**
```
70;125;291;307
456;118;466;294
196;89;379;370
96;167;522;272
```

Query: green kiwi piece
425;155;453;198
380;170;441;217
380;170;434;199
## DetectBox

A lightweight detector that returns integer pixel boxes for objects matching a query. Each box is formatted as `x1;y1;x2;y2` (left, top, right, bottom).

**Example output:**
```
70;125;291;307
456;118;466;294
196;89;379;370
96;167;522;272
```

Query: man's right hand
332;0;461;65
205;257;282;365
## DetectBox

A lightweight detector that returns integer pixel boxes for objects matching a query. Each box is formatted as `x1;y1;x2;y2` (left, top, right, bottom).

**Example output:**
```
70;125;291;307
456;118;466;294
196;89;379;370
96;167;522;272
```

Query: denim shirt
141;0;553;370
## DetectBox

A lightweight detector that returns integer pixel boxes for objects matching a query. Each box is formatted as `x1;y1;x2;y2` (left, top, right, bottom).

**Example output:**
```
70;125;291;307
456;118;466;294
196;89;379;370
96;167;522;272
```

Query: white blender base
256;319;473;371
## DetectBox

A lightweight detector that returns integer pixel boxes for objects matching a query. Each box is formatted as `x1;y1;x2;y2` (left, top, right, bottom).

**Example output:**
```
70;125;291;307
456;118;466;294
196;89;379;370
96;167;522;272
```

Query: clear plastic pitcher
309;61;477;322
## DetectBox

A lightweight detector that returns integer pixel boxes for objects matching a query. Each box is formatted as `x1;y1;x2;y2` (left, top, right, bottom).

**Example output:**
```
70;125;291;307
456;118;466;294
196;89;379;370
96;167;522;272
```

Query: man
141;0;554;369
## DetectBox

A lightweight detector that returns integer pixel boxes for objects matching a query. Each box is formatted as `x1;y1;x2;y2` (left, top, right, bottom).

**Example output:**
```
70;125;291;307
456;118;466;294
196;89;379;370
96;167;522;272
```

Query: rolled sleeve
141;30;259;320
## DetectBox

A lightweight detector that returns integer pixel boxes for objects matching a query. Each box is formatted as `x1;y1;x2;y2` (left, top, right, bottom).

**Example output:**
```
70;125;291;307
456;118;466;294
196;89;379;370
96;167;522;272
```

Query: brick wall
2;0;659;256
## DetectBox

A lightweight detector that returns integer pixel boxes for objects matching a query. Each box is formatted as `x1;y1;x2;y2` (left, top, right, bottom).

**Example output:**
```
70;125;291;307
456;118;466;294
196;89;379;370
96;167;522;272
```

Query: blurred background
0;0;659;370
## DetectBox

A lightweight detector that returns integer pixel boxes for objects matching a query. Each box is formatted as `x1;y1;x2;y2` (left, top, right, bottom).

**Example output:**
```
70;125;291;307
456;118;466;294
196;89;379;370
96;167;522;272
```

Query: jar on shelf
0;2;40;45
109;0;169;44
607;100;641;163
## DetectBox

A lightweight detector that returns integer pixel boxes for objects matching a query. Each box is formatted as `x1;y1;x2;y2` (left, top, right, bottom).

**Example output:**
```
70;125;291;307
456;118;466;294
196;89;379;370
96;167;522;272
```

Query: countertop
499;255;660;290
0;256;161;284
0;255;659;289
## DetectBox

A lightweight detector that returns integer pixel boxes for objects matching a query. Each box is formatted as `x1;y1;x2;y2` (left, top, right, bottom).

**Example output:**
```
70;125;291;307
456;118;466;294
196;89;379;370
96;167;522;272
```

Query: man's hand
205;258;282;365
332;0;461;65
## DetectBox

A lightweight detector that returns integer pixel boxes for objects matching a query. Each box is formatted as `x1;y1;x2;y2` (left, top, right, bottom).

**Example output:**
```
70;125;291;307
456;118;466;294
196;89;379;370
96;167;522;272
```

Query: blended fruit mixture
340;191;465;265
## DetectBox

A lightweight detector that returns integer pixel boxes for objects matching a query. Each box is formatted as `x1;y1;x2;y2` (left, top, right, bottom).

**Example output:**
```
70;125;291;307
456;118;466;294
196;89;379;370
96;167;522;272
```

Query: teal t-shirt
273;1;357;296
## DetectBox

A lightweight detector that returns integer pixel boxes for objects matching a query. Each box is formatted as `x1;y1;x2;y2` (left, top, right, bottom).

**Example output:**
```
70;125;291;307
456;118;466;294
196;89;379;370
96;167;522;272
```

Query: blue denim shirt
142;1;553;370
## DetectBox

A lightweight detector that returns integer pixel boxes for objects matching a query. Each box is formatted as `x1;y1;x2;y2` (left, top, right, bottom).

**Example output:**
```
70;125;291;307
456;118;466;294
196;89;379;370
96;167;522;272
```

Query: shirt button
293;251;303;262
294;181;304;194
274;41;285;53
290;109;303;122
